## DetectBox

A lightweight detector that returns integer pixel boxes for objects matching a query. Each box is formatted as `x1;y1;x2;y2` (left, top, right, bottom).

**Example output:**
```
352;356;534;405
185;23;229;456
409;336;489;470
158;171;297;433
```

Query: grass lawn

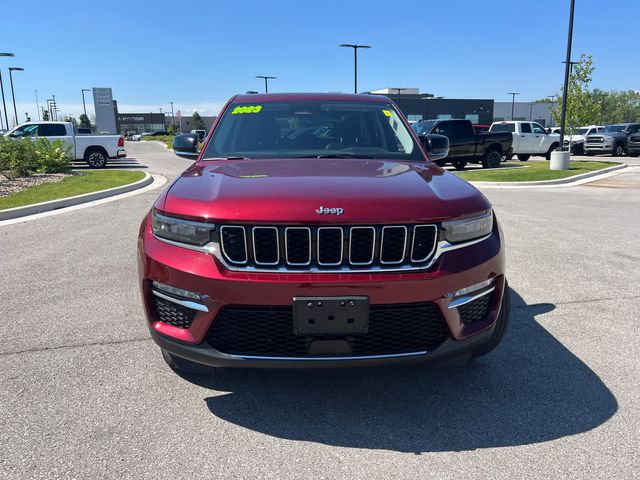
0;170;146;210
454;160;619;182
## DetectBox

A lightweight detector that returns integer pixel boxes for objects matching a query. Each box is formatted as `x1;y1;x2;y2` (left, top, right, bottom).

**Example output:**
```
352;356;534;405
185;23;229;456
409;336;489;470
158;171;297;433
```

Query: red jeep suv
137;93;509;372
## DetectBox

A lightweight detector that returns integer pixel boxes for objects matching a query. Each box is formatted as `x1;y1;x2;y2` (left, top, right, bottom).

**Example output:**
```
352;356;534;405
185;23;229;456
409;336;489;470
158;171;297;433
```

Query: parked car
489;121;560;160
130;132;150;141
547;127;562;135
473;124;490;133
4;121;126;168
563;125;604;155
148;131;170;137
627;132;640;157
411;119;513;169
140;92;509;373
585;123;640;157
190;129;207;142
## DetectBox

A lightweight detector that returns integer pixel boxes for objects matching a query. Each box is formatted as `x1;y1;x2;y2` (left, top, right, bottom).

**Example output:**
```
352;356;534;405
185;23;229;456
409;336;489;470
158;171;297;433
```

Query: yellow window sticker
382;109;392;117
231;105;263;115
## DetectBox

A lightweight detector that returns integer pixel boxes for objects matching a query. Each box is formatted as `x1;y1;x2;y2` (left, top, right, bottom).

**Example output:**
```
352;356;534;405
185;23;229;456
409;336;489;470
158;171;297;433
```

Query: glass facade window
437;114;452;120
465;114;480;123
407;114;423;122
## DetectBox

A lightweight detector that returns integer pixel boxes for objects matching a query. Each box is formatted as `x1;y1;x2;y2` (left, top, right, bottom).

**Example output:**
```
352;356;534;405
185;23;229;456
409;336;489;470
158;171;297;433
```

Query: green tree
42;110;49;121
591;89;640;124
79;113;92;129
64;115;78;126
191;111;206;130
551;53;600;130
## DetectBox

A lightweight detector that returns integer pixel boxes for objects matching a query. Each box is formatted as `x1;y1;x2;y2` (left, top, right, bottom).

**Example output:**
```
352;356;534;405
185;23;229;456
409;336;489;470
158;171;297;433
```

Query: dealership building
369;88;494;125
493;101;554;126
116;112;217;135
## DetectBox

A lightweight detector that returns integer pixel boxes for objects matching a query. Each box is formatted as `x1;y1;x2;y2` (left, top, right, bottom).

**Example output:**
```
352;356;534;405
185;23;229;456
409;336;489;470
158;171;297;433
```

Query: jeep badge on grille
316;206;344;215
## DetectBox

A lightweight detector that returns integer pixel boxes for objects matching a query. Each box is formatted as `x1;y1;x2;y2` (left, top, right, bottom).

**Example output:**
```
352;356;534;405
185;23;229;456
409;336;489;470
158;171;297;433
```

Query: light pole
0;52;14;131
255;75;276;93
170;101;175;130
390;88;408;112
558;0;576;153
600;93;608;125
35;89;40;120
546;95;556;126
81;88;91;117
8;67;24;127
339;44;371;94
508;92;520;120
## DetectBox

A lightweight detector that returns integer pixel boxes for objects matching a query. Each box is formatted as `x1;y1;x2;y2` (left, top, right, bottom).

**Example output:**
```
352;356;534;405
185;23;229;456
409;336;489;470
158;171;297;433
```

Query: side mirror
173;133;199;159
419;134;449;162
9;130;24;138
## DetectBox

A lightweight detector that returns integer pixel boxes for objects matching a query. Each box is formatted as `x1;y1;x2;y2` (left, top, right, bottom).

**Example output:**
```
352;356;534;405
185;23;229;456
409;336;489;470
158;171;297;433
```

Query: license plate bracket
293;296;369;336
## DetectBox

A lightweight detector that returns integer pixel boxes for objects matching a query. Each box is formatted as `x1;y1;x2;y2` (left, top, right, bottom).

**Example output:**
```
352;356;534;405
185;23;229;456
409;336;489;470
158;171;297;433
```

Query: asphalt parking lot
1;141;639;479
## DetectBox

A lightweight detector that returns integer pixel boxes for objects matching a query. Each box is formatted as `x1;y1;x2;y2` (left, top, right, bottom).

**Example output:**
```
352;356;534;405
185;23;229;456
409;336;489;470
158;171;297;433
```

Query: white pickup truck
3;121;126;168
489;121;560;160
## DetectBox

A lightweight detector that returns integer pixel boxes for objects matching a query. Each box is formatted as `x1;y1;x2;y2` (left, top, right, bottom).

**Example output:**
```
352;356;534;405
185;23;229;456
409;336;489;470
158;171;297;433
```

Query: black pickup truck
411;119;513;169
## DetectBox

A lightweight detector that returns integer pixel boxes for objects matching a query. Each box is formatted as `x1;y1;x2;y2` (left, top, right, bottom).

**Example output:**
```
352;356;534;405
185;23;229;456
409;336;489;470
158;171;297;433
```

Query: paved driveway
1;143;638;479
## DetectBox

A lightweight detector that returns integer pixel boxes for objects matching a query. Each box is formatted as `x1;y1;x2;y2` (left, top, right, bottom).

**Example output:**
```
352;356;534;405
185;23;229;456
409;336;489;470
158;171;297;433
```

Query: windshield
489;123;515;133
575;128;589;135
602;125;625;133
411;120;438;136
202;101;423;161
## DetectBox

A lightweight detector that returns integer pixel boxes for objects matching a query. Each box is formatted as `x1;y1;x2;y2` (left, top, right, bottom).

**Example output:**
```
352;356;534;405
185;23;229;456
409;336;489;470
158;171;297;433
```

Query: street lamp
255;75;276;94
600;92;608;125
0;52;14;130
339;44;371;94
8;67;24;127
81;89;91;117
170;101;175;130
508;92;520;120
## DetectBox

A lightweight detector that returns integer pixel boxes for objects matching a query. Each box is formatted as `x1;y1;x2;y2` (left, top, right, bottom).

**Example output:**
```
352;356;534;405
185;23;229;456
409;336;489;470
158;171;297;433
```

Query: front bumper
138;215;506;367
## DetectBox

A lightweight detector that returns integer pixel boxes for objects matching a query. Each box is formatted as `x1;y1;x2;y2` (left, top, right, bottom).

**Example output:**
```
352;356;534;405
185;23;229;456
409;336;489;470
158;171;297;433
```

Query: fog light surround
152;281;204;301
447;278;495;309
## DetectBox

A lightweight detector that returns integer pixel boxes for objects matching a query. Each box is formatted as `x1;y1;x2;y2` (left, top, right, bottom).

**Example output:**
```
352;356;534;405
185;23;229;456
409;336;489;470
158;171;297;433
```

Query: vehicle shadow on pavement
190;289;618;452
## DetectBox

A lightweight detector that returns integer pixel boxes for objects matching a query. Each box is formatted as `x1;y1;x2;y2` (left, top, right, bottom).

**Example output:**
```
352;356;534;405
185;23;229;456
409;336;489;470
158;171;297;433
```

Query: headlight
442;211;493;243
152;209;215;246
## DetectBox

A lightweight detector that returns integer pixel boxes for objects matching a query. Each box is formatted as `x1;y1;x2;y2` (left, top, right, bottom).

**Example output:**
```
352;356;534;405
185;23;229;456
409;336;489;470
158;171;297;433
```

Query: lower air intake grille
153;296;198;329
208;303;448;357
458;293;492;324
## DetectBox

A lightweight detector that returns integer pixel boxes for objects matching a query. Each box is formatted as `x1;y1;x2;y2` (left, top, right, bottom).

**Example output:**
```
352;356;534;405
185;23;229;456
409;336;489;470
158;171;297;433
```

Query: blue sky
1;0;638;121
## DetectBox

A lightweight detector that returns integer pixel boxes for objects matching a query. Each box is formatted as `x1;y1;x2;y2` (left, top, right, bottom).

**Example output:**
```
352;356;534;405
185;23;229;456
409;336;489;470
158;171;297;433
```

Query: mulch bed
0;173;71;197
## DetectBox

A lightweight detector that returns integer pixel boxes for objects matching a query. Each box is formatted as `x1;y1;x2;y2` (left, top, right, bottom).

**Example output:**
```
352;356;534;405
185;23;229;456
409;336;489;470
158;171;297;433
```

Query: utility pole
9;67;24;127
255;75;276;93
508;92;520;120
0;53;14;131
170;101;175;130
546;95;556;126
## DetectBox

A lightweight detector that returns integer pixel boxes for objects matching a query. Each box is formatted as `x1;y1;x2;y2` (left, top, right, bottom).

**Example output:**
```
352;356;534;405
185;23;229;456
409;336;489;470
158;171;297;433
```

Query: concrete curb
468;163;628;189
0;171;154;221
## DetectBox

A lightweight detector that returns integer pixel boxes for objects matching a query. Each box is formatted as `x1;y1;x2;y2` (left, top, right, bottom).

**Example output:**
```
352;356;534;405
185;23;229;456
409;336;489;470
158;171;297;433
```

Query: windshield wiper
313;154;374;159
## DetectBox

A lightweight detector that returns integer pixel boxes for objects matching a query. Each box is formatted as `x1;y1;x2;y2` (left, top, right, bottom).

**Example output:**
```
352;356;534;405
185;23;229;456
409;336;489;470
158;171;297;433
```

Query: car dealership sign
93;87;117;134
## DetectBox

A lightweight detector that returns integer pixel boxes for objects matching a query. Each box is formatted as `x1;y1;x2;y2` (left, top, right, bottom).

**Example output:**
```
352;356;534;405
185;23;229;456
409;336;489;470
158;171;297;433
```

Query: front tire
85;148;108;168
451;159;468;170
545;142;560;160
482;149;501;169
474;282;511;358
517;154;530;161
613;144;624;157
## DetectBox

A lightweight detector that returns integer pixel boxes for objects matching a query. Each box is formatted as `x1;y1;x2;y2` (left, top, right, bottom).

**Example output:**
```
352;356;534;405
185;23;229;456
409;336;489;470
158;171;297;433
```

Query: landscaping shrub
141;135;174;149
33;138;72;173
0;138;38;178
0;137;72;178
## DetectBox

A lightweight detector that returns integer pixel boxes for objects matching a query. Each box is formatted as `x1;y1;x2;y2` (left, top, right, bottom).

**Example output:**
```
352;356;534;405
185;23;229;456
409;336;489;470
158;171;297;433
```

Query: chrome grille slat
219;224;438;271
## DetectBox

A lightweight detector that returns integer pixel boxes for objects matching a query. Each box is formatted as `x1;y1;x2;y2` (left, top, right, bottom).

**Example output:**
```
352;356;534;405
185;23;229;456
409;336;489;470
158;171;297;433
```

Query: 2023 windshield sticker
231;105;263;114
